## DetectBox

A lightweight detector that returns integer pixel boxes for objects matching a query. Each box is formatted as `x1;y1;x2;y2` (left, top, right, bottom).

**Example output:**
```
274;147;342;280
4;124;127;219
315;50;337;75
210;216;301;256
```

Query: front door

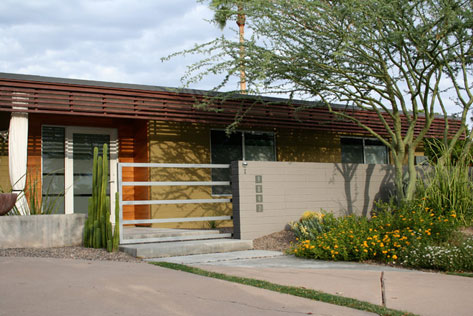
42;125;117;220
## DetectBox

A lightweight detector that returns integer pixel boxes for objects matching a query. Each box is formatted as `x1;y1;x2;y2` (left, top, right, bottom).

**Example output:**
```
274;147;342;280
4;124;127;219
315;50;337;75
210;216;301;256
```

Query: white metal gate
117;163;233;244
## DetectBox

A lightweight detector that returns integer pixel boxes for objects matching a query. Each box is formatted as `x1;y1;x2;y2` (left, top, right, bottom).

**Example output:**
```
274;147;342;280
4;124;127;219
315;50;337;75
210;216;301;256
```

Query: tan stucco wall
148;121;231;228
0;139;10;192
232;161;395;240
147;122;346;229
277;129;341;162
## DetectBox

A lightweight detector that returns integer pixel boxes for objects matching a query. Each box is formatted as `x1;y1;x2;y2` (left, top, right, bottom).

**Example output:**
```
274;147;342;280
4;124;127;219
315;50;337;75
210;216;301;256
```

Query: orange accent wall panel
27;114;149;220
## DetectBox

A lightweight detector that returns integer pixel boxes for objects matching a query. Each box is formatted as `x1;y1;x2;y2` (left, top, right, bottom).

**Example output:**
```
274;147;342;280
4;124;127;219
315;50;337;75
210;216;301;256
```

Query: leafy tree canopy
167;0;473;201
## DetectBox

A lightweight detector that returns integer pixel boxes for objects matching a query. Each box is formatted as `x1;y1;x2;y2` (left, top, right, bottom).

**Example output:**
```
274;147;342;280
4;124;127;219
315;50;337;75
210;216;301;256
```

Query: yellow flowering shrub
300;211;325;222
291;199;459;264
290;211;336;240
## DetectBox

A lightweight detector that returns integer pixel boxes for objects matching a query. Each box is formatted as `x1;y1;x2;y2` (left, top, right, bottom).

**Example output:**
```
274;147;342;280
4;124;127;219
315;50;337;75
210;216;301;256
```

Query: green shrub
419;140;473;225
423;138;473;165
290;200;460;266
290;211;336;240
4;173;63;215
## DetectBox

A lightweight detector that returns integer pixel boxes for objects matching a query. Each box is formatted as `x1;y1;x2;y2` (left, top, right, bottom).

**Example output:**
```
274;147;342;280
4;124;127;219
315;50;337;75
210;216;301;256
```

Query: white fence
117;163;233;244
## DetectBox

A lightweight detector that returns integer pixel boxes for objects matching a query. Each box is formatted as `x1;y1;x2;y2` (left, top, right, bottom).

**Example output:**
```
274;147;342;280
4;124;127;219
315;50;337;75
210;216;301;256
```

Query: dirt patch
460;226;473;236
253;230;297;252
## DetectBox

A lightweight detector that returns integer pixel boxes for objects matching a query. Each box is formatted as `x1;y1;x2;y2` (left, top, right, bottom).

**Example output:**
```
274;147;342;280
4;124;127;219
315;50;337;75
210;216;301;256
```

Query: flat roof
0;71;459;120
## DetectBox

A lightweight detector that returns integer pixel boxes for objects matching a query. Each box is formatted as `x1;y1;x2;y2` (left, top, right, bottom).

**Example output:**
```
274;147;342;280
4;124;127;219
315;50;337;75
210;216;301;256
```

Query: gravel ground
0;247;143;263
0;230;296;261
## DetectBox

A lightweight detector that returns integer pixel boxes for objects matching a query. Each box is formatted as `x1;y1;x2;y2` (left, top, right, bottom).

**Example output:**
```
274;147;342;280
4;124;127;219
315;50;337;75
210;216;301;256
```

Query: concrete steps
120;239;253;258
120;227;253;258
122;227;222;241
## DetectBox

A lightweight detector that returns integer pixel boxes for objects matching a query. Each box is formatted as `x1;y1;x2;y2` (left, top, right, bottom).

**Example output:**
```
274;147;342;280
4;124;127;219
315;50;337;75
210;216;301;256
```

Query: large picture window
341;137;388;164
211;130;275;195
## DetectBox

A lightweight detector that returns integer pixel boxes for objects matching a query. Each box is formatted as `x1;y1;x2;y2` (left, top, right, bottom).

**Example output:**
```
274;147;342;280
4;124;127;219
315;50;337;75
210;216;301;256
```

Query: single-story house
0;72;461;238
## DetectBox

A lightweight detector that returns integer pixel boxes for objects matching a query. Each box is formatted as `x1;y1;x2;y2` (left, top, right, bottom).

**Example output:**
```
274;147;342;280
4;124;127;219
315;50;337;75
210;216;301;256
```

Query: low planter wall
0;214;87;248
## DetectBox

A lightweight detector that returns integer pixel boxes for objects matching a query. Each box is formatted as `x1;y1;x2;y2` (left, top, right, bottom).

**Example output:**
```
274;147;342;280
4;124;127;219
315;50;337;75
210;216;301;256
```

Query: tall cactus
83;143;118;252
113;191;120;252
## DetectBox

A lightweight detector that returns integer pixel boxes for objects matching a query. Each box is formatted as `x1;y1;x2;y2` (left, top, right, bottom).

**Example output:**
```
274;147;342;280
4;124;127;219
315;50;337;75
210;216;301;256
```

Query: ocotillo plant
83;144;116;252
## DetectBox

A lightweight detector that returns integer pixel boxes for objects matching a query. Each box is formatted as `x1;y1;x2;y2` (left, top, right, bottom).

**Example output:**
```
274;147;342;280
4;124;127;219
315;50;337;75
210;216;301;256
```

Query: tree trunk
237;8;246;94
405;145;417;201
392;147;406;204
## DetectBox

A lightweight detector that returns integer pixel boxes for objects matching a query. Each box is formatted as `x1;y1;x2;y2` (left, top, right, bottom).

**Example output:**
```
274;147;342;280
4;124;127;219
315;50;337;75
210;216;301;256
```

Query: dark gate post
231;161;241;239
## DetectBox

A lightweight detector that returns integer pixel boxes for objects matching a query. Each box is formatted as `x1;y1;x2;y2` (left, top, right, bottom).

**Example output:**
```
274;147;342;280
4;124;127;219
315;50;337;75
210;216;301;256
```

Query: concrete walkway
0;256;374;316
152;251;473;316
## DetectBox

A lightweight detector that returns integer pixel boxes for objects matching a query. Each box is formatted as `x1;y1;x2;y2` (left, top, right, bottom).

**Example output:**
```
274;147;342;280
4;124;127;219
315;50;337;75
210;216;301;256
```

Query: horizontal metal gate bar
123;215;232;225
118;162;233;245
122;181;230;187
119;162;230;168
122;198;231;206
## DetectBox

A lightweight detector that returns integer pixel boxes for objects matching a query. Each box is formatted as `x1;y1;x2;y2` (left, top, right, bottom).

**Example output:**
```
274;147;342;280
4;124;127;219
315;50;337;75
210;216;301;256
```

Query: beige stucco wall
232;161;395;240
147;121;348;229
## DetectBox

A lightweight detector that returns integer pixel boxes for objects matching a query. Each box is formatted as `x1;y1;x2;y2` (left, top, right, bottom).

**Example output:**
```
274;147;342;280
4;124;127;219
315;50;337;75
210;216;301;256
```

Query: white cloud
0;0;230;89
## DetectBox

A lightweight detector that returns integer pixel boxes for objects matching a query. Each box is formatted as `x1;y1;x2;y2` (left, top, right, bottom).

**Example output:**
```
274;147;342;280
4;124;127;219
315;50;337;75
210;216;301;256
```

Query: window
42;126;66;213
415;155;428;165
210;130;276;195
341;137;388;164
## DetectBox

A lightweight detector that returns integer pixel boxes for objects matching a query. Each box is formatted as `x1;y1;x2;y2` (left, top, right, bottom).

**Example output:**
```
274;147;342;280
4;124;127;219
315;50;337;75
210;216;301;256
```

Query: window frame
340;136;389;164
210;129;277;162
209;129;277;196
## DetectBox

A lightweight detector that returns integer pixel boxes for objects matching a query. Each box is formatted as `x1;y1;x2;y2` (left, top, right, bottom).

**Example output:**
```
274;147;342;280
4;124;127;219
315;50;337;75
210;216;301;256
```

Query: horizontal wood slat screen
0;79;461;138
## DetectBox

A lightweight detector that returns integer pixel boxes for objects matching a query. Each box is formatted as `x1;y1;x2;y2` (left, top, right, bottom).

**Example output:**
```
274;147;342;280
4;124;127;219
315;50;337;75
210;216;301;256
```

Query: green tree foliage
201;0;250;92
203;0;246;29
173;0;473;202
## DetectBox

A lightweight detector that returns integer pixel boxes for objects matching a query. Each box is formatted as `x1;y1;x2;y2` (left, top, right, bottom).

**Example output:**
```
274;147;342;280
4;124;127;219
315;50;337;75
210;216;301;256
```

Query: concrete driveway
154;250;473;316
0;256;374;316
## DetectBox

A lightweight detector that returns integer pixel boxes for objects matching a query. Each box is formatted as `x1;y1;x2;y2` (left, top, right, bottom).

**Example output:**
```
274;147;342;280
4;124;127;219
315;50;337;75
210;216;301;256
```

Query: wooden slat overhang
0;74;461;138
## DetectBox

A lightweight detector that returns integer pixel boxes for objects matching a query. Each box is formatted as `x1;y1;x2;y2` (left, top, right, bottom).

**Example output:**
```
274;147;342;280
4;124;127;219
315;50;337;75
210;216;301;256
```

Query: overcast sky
0;0;232;90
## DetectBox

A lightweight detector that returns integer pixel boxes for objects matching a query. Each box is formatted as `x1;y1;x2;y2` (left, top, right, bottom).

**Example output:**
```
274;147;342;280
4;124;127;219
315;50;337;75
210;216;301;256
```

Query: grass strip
446;271;473;278
152;261;417;316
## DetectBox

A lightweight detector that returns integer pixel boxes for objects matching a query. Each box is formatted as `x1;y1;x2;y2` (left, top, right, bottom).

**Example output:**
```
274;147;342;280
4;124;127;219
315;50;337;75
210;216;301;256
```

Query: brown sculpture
0;193;18;215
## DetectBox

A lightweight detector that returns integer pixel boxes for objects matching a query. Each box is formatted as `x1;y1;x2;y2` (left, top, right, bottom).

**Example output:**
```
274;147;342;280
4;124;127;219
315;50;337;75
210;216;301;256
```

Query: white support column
8;93;30;215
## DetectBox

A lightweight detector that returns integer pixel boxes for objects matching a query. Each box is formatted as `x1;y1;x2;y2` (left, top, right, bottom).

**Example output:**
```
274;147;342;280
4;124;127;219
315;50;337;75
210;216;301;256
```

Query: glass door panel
72;133;110;214
210;130;242;195
42;126;66;214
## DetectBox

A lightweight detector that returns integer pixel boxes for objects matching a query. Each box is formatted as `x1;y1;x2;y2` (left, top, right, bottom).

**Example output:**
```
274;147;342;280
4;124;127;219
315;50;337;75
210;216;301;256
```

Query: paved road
0;256;374;316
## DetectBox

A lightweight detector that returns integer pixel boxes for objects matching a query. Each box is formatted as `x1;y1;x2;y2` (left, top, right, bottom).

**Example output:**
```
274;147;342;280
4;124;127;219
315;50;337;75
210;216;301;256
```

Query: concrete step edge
121;233;232;244
120;239;253;258
123;229;221;240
